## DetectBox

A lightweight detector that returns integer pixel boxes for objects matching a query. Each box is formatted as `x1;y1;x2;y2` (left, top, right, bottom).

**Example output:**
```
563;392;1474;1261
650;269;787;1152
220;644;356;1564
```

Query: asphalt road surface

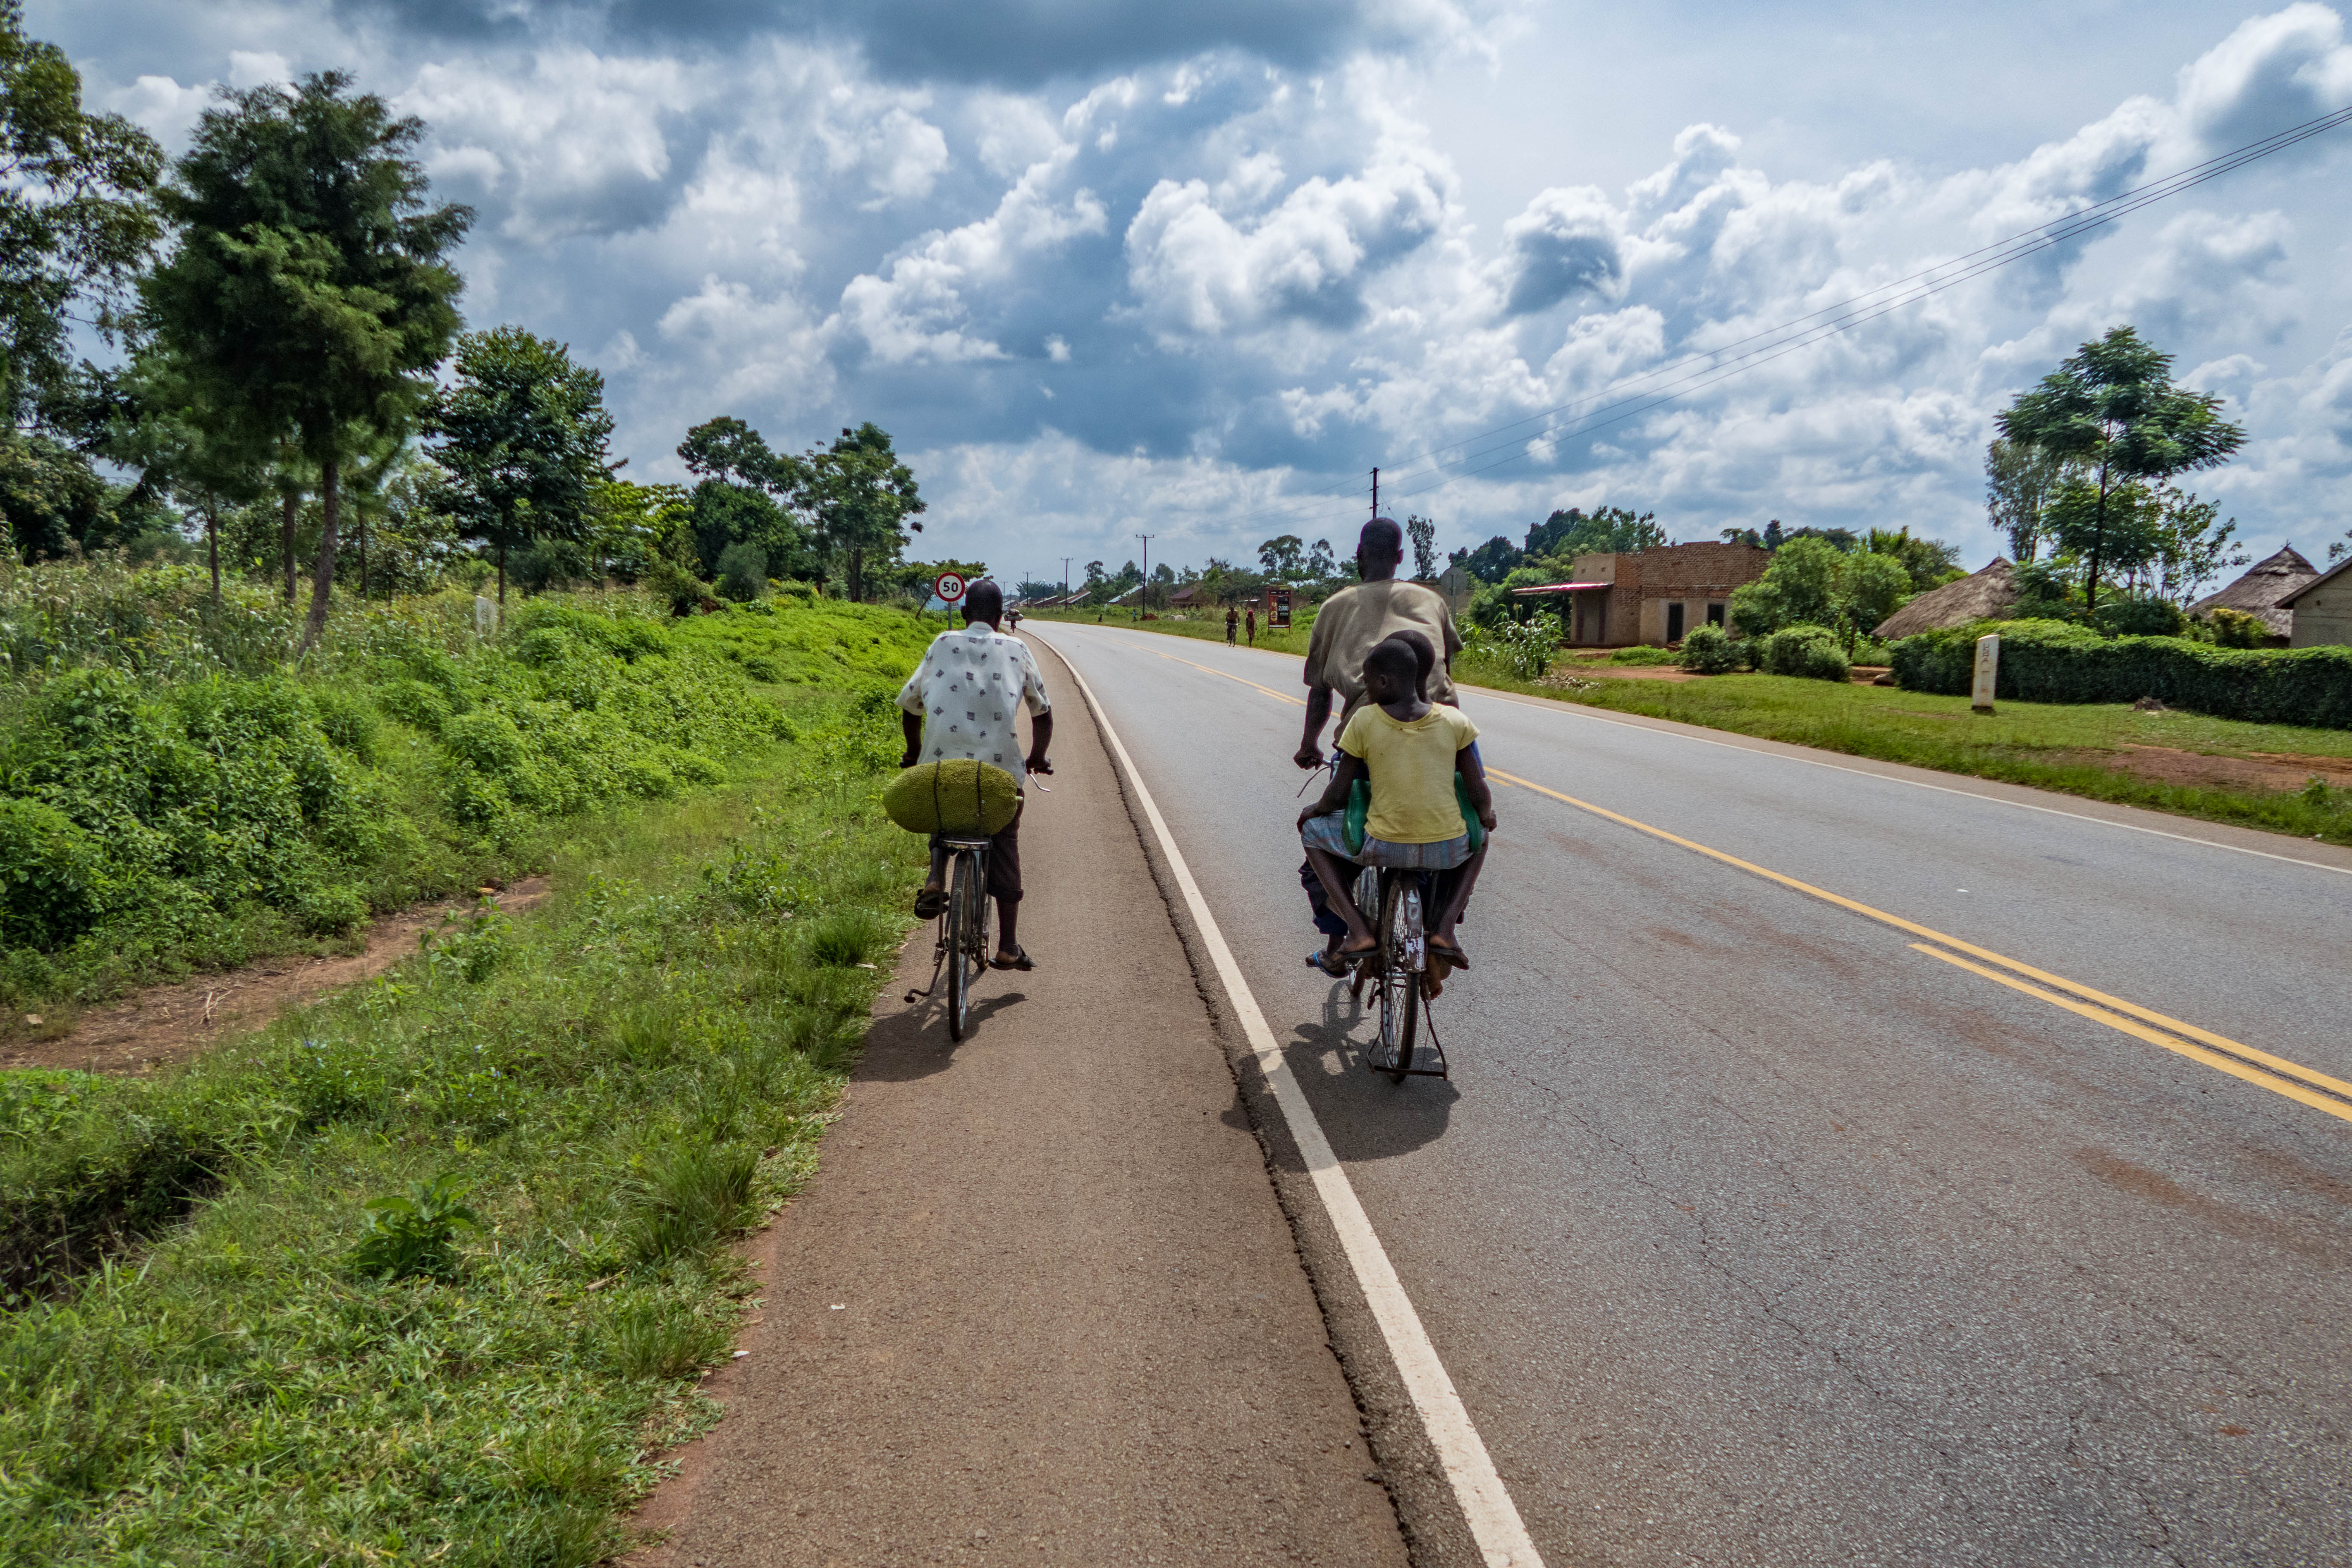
1034;621;2352;1568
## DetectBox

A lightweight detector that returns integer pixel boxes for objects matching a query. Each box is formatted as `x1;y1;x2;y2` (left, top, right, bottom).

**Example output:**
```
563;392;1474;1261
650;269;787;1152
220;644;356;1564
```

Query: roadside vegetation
0;560;935;1033
1486;663;2352;845
0;698;920;1564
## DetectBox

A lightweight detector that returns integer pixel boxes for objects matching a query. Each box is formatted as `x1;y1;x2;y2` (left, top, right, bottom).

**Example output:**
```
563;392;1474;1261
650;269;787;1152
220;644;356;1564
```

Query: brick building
1513;542;1771;647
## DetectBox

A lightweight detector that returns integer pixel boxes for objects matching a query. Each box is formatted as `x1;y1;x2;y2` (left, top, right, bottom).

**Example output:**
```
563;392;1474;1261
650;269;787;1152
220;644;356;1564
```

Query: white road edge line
1039;630;1547;1568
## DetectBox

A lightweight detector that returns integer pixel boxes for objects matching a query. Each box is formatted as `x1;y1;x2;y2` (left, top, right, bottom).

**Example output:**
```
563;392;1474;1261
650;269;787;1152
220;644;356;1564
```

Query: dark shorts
934;799;1023;902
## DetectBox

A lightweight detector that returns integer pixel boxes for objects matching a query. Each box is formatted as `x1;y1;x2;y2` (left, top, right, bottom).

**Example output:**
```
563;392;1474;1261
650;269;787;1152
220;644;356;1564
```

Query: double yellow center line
1127;636;2352;1127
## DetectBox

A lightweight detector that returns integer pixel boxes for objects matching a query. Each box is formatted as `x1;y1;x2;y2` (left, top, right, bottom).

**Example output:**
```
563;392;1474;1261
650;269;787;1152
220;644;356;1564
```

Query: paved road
1035;621;2352;1568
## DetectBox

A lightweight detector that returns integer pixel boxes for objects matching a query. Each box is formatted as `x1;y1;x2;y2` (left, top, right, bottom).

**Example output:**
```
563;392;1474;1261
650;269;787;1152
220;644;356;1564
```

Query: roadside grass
1020;604;1315;658
0;571;937;1035
1027;608;2352;846
1468;664;2352;845
0;699;923;1566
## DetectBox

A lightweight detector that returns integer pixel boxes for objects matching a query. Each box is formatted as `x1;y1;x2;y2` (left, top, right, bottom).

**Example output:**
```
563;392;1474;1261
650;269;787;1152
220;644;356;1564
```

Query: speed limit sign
933;571;968;604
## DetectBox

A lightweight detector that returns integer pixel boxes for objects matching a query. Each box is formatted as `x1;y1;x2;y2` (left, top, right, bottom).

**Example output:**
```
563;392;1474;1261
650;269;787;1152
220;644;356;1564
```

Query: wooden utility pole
1136;533;1154;620
1371;467;1379;519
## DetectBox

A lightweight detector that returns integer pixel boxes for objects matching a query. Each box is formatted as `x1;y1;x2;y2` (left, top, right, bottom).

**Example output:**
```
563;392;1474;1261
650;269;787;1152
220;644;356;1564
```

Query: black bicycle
1348;864;1449;1081
937;835;994;1041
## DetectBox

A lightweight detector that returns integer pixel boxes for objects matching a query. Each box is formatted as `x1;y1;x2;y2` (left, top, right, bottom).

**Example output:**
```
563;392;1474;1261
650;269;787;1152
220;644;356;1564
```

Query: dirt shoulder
3;877;552;1077
624;632;1406;1568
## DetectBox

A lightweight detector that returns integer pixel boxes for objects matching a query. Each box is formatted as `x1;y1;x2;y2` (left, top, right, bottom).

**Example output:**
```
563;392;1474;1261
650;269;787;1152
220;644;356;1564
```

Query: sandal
989;945;1035;971
914;886;949;920
1427;938;1470;970
1307;949;1348;978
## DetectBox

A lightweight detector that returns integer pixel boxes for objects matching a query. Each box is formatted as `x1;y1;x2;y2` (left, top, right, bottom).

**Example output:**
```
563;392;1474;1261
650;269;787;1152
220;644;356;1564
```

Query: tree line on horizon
0;7;939;652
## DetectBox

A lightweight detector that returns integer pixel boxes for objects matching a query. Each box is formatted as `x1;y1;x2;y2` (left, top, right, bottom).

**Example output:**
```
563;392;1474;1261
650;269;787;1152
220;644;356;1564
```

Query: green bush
1891;617;2352;727
0;798;105;948
1761;623;1850;681
715;542;768;603
2093;597;2187;638
1464;617;1558;680
1677;623;1739;674
2206;606;2270;648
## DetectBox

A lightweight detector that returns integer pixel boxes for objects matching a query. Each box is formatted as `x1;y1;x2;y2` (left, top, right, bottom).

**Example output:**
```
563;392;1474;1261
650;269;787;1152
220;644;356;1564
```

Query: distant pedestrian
1225;606;1239;644
1246;607;1257;645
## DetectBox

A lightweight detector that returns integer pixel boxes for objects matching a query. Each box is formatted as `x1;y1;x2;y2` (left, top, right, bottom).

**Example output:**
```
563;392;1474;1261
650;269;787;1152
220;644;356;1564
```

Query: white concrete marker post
1972;633;2000;715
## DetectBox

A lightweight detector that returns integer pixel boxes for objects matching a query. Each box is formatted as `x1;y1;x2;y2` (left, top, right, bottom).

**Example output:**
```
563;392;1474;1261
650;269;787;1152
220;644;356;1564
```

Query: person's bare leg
995;897;1019;960
1431;846;1486;950
920;843;949;899
1304;846;1376;952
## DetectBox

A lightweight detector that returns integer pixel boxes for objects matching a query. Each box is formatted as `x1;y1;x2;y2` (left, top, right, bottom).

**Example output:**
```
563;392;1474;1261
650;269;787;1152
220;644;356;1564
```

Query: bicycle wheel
1349;864;1382;1001
1376;874;1424;1079
946;850;978;1041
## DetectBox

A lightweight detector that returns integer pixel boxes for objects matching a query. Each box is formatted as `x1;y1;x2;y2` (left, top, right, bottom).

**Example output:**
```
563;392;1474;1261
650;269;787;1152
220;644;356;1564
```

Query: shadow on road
1274;979;1459;1163
853;989;1029;1082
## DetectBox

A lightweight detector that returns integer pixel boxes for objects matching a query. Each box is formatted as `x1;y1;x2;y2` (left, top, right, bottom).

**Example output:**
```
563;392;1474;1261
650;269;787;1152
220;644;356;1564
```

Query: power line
1216;101;2352;540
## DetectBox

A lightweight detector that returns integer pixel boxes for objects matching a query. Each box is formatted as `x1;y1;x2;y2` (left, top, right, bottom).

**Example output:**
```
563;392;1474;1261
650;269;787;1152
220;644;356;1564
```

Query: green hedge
1892;618;2352;728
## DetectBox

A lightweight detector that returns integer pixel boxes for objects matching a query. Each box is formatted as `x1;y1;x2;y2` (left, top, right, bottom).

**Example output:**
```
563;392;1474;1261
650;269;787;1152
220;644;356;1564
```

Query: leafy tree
1257;534;1305;579
1996;326;2246;612
686;478;805;579
676;414;814;578
1762;518;1783;551
1526;505;1665;560
1012;577;1060;600
1719;526;1764;548
1730;535;1908;646
1082;559;1108;603
1863;527;1963;594
1464;534;1519;582
0;4;164;428
1843;552;1910;640
1305;538;1338;583
104;348;269;597
1149;559;1176;609
1983;436;2069;563
585;478;690;582
677;415;802;494
0;428;113;560
1405;514;1437;580
2148;487;2242;607
427;326;614;605
805;422;923;601
2044;477;2164;589
143;71;470;651
714;541;767;602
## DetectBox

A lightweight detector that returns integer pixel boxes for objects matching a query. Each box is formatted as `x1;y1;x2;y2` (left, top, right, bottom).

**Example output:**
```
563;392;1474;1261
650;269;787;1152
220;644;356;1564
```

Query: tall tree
1995;326;2245;613
0;3;163;429
143;71;469;652
105;347;268;600
678;415;802;495
428;325;614;604
677;415;811;578
1404;514;1437;580
805;422;923;601
1982;436;2068;563
1257;534;1305;579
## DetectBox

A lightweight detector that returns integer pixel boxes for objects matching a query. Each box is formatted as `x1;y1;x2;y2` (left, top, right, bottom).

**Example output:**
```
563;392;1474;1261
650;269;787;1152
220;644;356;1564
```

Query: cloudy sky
46;0;2352;583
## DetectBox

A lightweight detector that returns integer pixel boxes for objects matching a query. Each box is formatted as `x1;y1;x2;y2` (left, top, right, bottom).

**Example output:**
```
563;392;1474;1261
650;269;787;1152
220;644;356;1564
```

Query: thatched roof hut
2190;545;2314;640
1873;557;2015;640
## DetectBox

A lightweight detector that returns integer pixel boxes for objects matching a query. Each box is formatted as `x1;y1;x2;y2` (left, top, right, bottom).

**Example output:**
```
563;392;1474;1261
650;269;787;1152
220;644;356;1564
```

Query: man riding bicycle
1293;518;1474;974
898;578;1052;972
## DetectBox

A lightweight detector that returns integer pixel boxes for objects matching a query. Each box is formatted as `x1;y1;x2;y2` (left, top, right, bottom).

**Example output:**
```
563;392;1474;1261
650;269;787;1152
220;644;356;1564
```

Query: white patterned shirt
896;622;1052;787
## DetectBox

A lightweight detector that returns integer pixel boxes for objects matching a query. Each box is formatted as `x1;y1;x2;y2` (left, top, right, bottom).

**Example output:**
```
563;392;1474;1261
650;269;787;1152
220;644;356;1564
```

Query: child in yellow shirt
1297;639;1494;966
